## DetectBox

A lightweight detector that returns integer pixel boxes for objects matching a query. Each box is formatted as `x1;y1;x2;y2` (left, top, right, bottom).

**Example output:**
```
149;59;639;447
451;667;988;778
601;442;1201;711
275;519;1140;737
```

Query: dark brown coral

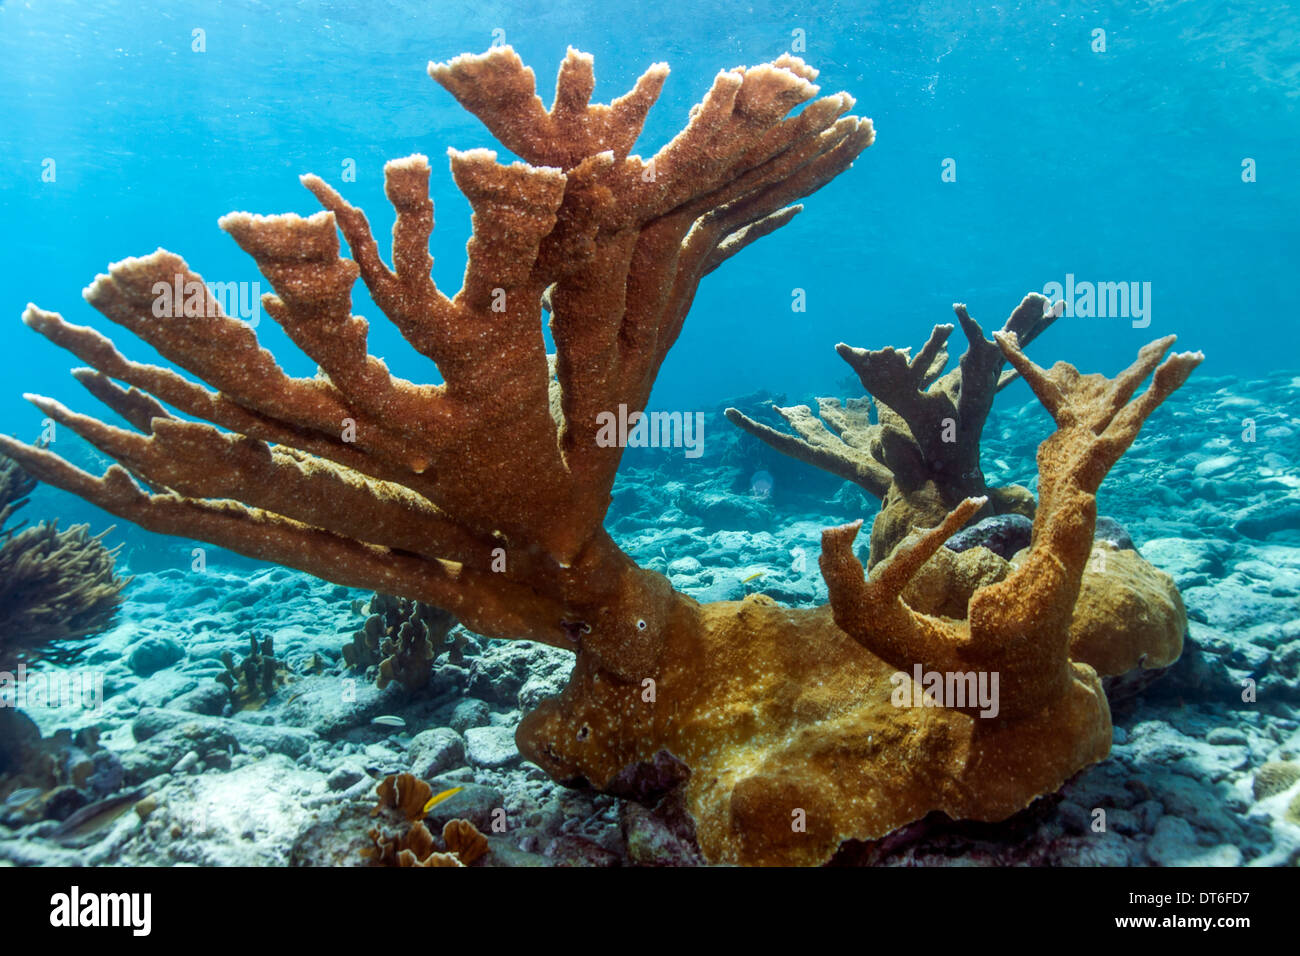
215;632;284;708
343;593;459;692
727;293;1061;565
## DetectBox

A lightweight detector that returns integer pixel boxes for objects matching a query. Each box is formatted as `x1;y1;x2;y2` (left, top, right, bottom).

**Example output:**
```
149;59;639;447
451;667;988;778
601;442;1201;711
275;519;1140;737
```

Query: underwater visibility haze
0;0;1298;879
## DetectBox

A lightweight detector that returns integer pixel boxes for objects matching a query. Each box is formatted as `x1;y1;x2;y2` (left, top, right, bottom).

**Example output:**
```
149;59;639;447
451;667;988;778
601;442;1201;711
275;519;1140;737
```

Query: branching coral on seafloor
215;632;285;708
726;293;1060;567
0;448;130;666
0;443;39;532
727;299;1189;691
342;593;460;691
4;46;1202;865
820;333;1199;721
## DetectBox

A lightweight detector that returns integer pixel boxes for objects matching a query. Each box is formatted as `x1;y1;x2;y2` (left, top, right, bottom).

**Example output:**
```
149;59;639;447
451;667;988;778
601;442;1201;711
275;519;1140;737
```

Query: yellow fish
422;786;464;815
741;571;765;584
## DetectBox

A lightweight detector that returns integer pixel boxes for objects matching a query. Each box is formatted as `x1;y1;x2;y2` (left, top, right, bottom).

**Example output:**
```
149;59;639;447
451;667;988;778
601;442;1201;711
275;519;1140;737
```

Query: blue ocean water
3;1;1297;425
0;1;1298;872
1;2;1289;548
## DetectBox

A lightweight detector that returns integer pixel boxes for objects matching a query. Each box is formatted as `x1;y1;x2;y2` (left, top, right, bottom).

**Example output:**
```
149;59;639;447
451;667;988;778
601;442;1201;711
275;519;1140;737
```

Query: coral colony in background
0;46;1296;868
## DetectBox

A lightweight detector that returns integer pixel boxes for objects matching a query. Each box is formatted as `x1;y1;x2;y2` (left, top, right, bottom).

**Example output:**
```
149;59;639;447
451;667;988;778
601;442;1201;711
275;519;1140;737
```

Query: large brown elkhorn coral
5;47;1199;865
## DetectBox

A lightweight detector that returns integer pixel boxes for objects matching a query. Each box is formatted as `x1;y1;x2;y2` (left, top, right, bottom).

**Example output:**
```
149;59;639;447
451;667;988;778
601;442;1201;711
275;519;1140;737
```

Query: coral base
519;593;1112;866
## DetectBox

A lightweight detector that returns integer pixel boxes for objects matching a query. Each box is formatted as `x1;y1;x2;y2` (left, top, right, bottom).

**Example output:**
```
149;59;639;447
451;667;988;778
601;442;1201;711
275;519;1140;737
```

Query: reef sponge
727;295;1058;567
0;447;129;666
343;593;458;692
4;45;1200;864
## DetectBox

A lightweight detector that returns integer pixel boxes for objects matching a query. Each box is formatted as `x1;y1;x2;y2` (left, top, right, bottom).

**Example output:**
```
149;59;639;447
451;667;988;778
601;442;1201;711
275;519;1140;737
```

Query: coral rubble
0;709;124;826
5;46;1204;865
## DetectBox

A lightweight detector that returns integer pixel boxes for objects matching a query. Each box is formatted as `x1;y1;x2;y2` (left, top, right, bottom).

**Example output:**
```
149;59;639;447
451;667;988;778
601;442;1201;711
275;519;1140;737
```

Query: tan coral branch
823;336;1202;721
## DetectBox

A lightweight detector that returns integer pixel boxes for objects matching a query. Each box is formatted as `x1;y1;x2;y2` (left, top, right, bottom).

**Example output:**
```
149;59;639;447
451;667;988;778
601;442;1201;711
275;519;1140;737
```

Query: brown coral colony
6;46;1201;865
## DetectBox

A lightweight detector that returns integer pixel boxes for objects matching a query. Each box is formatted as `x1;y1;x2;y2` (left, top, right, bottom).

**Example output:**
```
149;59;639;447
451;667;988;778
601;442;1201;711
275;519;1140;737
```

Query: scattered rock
1146;817;1201;866
1235;495;1300;539
464;725;522;770
543;833;621;867
944;513;1032;560
127;636;185;676
1094;516;1136;552
1206;727;1248;746
449;699;492;735
172;751;200;774
407;728;465;778
325;763;366;792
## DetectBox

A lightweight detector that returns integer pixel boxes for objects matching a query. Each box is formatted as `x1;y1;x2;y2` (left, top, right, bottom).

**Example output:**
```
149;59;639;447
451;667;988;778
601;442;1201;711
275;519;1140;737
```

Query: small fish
422;786;464;815
741;571;765;584
51;788;146;847
3;787;42;808
371;715;406;728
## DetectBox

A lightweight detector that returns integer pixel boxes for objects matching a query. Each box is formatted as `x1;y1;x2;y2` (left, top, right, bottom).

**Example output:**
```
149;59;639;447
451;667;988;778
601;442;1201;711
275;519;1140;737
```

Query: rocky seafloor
2;369;1299;867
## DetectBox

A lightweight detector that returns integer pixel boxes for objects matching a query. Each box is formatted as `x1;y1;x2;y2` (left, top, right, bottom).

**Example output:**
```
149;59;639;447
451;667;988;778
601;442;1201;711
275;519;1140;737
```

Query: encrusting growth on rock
7;45;1201;865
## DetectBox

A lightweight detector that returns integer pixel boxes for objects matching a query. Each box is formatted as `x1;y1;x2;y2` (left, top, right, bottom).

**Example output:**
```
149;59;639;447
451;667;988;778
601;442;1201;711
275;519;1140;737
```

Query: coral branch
820;499;984;679
16;47;871;682
725;400;892;496
428;47;669;170
731;293;1059;564
823;339;1201;720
